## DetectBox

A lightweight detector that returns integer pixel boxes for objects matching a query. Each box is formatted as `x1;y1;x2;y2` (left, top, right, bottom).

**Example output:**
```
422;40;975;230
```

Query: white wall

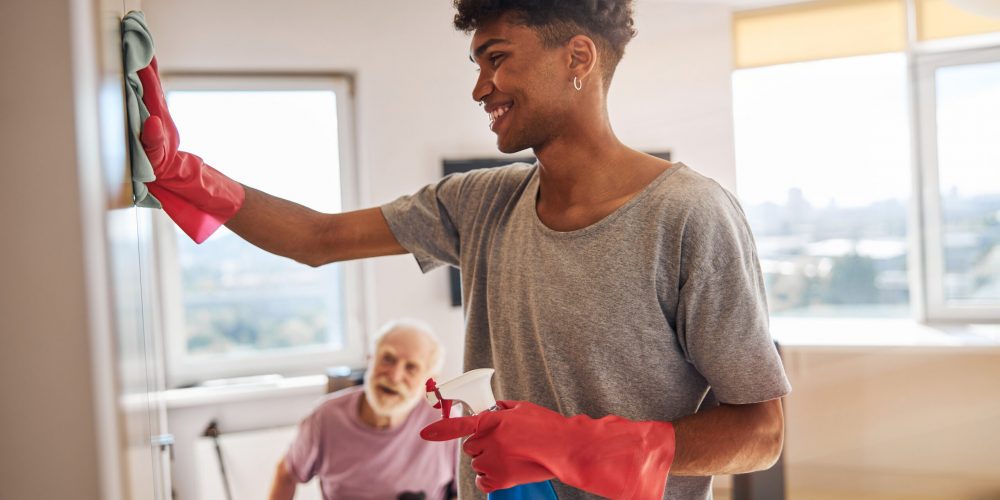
615;1;737;188
142;0;738;382
781;346;1000;499
0;1;115;499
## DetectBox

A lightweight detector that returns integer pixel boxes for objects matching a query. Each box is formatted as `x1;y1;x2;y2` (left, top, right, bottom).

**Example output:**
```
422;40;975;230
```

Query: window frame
912;45;1000;322
154;74;370;388
731;1;1000;326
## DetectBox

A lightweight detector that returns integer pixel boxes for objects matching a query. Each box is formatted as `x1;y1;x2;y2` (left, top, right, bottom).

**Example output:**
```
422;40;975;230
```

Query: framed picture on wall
442;151;671;307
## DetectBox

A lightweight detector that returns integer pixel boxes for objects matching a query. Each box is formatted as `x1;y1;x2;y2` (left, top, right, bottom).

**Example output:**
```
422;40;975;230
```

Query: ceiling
654;0;1000;17
649;0;811;11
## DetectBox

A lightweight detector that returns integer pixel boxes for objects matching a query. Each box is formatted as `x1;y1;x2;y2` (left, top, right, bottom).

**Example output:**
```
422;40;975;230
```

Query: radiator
194;426;322;500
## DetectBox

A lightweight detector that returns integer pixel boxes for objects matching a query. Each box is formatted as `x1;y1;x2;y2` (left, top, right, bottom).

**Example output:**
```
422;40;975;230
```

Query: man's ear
566;34;599;82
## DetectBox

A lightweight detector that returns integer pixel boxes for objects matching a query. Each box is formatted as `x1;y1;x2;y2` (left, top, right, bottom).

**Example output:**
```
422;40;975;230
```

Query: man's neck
533;113;660;207
358;395;408;430
526;107;673;231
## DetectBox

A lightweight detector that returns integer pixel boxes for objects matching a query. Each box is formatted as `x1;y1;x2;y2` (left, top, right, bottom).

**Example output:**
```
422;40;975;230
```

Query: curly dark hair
453;0;636;89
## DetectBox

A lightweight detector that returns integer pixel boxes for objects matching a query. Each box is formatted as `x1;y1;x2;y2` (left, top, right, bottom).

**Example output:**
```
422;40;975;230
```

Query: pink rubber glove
420;400;675;500
137;57;244;243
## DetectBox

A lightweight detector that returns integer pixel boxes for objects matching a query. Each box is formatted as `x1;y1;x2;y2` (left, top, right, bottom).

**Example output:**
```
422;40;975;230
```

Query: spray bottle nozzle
424;369;498;419
425;377;453;419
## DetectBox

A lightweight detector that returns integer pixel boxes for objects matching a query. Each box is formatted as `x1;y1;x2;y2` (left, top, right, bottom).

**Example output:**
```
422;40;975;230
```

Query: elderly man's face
364;328;437;417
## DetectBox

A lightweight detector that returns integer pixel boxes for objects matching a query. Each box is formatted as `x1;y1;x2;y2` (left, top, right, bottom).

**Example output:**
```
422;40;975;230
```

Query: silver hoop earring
573;76;583;91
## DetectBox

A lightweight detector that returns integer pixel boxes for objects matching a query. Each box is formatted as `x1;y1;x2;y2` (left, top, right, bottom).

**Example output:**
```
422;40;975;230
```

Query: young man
269;320;458;500
137;1;790;498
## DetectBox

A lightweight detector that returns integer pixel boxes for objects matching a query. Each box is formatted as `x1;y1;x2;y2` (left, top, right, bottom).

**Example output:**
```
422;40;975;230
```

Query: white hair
370;318;445;376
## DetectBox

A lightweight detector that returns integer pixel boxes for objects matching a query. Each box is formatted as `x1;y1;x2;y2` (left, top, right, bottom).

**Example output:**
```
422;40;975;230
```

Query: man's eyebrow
469;38;509;62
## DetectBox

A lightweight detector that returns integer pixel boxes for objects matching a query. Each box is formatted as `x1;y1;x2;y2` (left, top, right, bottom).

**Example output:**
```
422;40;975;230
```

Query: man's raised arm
226;187;406;267
135;57;407;264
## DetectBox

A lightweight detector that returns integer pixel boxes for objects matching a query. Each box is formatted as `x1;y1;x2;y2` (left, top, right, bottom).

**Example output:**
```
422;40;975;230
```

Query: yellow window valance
733;0;1000;69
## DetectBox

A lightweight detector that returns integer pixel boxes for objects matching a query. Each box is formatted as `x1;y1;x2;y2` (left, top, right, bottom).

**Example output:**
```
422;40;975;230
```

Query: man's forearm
225;186;406;267
269;480;296;500
268;461;297;500
669;398;784;476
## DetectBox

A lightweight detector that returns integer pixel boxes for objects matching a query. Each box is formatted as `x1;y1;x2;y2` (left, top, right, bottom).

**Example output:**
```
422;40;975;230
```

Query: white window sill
160;374;329;410
144;321;999;411
771;317;1000;350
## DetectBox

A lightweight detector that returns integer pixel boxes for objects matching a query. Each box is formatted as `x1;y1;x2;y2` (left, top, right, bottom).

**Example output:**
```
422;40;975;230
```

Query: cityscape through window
733;54;913;317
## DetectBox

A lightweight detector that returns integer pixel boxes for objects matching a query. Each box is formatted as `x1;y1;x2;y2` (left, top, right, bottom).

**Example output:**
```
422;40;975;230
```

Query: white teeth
488;104;512;124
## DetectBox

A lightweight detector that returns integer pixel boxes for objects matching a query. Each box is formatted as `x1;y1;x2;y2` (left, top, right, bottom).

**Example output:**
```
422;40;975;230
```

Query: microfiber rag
121;11;159;208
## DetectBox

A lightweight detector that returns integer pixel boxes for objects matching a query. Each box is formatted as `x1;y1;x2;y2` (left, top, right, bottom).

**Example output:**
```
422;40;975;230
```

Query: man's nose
387;362;406;383
472;71;493;103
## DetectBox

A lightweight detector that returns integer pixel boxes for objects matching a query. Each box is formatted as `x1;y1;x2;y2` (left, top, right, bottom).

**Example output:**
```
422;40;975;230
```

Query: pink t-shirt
285;386;458;500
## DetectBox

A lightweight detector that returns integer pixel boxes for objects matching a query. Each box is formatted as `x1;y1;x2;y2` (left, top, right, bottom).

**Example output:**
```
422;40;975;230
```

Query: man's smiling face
470;12;572;154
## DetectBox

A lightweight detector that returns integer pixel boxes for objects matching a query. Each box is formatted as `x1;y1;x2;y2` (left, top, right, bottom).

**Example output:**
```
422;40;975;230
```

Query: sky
167;89;343;215
732;52;999;208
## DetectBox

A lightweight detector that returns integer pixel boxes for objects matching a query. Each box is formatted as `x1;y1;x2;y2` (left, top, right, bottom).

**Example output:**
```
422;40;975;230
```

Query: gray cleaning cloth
121;11;160;208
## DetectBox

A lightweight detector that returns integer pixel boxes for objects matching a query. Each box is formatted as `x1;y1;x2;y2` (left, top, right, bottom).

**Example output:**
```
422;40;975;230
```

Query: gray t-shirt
381;162;791;500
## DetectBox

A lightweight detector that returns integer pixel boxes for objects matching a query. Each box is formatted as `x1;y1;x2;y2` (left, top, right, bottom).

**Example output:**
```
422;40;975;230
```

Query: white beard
363;378;423;419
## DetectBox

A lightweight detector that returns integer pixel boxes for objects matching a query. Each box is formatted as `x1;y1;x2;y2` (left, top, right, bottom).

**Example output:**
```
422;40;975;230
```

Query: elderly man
268;320;458;500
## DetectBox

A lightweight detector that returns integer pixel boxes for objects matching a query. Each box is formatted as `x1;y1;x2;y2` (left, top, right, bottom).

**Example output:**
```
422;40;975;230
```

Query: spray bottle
425;369;557;500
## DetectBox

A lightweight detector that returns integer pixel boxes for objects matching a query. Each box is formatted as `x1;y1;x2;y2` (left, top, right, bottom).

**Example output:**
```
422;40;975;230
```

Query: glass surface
733;53;912;317
167;89;346;356
935;60;1000;304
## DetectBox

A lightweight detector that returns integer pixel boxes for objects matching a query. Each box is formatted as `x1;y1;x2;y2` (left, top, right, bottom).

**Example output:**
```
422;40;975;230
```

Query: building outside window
733;53;913;318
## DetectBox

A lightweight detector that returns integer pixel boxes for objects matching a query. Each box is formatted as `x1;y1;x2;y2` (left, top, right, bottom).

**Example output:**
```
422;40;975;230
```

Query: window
156;75;366;387
916;47;1000;320
732;1;1000;324
733;53;913;318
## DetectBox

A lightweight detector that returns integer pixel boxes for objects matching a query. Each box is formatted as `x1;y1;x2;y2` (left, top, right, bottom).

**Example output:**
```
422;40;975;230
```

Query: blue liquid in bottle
488;481;557;499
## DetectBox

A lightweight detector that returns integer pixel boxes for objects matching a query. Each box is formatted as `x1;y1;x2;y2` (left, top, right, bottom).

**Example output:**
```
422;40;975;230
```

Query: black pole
202;420;234;500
